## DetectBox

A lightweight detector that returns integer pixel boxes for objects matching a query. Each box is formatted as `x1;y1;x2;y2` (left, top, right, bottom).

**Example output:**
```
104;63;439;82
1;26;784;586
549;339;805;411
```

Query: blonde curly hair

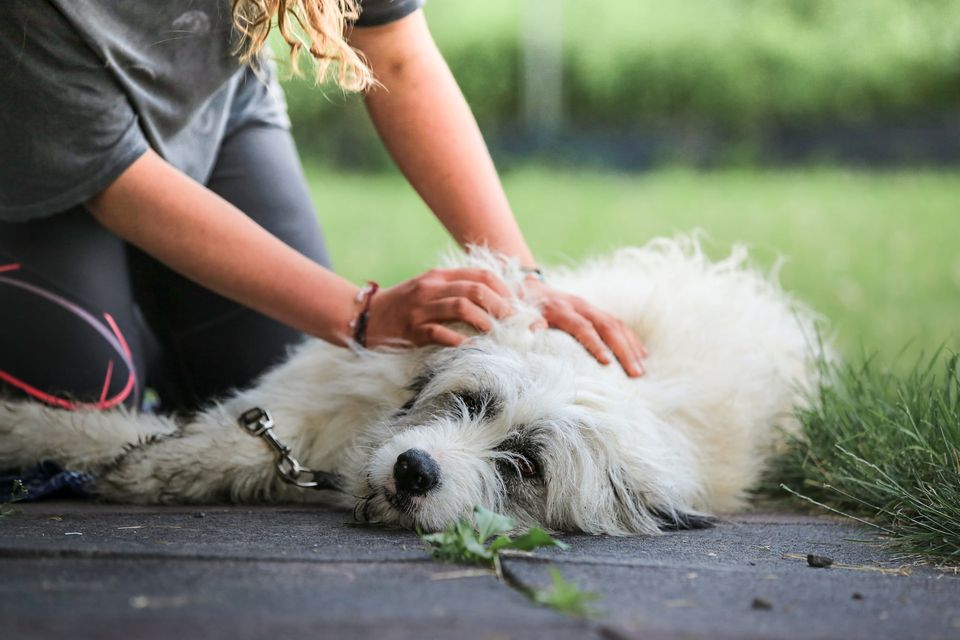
232;0;373;91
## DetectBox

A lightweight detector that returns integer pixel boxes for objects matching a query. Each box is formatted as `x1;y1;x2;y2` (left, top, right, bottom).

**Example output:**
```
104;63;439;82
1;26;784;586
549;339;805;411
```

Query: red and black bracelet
351;281;380;348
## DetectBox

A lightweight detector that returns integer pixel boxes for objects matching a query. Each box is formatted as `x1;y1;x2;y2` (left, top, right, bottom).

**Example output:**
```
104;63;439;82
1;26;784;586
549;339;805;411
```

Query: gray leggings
0;124;331;413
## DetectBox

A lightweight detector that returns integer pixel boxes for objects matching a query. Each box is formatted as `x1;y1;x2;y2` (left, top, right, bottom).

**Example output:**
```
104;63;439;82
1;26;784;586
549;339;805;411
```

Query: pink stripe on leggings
0;273;137;410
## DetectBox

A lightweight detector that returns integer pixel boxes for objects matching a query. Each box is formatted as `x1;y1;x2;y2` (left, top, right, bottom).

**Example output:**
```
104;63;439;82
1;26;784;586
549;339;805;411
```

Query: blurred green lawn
307;165;959;361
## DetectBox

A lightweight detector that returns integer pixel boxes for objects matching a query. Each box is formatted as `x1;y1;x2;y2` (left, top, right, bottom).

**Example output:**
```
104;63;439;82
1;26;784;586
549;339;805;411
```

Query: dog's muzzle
393;448;440;496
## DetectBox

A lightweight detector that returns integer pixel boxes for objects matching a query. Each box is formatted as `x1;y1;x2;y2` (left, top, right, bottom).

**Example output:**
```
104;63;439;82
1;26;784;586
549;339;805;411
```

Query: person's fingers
549;310;613;366
416;323;468;347
627;327;648;359
421;297;495;333
583;311;645;377
540;291;648;376
434;268;513;299
585;305;647;367
438;282;511;319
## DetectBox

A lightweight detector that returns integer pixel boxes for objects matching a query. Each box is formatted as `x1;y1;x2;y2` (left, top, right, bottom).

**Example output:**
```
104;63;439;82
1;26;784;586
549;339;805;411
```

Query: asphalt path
2;503;957;639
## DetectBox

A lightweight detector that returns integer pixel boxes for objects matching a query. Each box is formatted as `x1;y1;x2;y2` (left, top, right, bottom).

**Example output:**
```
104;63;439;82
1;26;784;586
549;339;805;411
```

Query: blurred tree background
275;0;960;360
282;0;960;168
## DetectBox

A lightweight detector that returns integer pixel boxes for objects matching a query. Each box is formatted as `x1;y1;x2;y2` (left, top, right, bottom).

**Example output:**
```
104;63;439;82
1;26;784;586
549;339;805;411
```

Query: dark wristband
351;281;379;348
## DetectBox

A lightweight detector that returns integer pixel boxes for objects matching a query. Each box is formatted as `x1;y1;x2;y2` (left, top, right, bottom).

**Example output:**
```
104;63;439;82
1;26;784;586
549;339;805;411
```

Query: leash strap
237;407;343;493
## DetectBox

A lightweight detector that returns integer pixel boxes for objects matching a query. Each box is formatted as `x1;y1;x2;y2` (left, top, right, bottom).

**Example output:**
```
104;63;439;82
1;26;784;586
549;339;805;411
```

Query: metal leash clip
237;407;343;492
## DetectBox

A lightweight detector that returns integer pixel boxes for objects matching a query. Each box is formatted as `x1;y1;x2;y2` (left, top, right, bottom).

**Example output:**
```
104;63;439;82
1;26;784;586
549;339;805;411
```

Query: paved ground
1;502;958;640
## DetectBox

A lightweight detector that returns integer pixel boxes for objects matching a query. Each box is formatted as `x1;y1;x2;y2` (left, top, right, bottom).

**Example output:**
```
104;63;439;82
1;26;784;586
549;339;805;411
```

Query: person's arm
86;150;360;345
349;11;534;267
87;150;513;349
349;12;646;376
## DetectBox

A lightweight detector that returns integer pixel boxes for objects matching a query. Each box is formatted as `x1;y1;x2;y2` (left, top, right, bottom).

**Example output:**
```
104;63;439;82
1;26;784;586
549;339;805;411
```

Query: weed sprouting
421;506;600;617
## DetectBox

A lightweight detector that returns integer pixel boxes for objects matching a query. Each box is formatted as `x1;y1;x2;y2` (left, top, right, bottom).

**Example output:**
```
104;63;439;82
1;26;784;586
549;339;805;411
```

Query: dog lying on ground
0;236;823;535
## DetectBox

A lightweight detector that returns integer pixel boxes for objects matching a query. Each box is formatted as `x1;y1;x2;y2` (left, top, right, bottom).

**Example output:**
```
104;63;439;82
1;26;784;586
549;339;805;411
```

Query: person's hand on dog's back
365;268;646;378
522;278;647;378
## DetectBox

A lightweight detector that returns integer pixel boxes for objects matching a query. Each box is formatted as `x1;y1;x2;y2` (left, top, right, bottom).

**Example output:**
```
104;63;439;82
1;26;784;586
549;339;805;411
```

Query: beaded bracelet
350;281;379;348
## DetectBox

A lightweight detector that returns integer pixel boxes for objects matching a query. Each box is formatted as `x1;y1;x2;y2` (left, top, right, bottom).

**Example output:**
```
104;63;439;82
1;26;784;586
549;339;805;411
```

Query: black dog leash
237;407;344;493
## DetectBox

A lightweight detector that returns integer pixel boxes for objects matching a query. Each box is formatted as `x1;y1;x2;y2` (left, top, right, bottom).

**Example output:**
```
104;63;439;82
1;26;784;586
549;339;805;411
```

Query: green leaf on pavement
474;505;514;542
420;506;600;617
421;507;566;566
494;527;570;552
532;567;601;618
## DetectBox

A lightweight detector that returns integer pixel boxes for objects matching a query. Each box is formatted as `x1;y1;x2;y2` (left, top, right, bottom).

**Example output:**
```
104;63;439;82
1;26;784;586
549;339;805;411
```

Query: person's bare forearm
350;12;536;268
86;150;359;345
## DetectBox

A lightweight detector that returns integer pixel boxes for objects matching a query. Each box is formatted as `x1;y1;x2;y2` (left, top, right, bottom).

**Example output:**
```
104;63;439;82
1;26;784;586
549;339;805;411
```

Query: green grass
772;353;960;562
307;164;960;362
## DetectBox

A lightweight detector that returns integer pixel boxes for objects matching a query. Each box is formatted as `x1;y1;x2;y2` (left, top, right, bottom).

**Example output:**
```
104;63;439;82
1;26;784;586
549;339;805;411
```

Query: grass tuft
773;352;960;561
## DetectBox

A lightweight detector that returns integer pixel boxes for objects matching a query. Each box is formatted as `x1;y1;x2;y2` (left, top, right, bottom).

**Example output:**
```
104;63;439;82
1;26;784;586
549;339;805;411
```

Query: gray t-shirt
0;0;424;222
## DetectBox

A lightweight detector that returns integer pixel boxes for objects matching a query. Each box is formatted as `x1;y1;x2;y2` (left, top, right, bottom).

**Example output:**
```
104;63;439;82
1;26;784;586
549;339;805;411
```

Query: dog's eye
497;452;541;480
495;434;542;481
516;456;539;479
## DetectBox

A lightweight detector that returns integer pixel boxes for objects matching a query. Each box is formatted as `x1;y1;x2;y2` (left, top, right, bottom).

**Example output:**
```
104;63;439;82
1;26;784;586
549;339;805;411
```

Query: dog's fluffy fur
0;236;823;535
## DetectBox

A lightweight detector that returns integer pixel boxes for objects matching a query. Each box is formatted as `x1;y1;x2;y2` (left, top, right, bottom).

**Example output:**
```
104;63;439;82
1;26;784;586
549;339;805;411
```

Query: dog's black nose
394;448;440;495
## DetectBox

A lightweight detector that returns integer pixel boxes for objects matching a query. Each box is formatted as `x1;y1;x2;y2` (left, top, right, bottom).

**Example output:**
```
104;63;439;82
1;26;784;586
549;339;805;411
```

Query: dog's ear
608;472;715;532
649;507;716;531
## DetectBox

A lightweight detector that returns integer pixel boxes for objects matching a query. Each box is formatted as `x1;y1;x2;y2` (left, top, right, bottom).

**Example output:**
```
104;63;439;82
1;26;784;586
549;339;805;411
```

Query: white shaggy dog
0;237;822;535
